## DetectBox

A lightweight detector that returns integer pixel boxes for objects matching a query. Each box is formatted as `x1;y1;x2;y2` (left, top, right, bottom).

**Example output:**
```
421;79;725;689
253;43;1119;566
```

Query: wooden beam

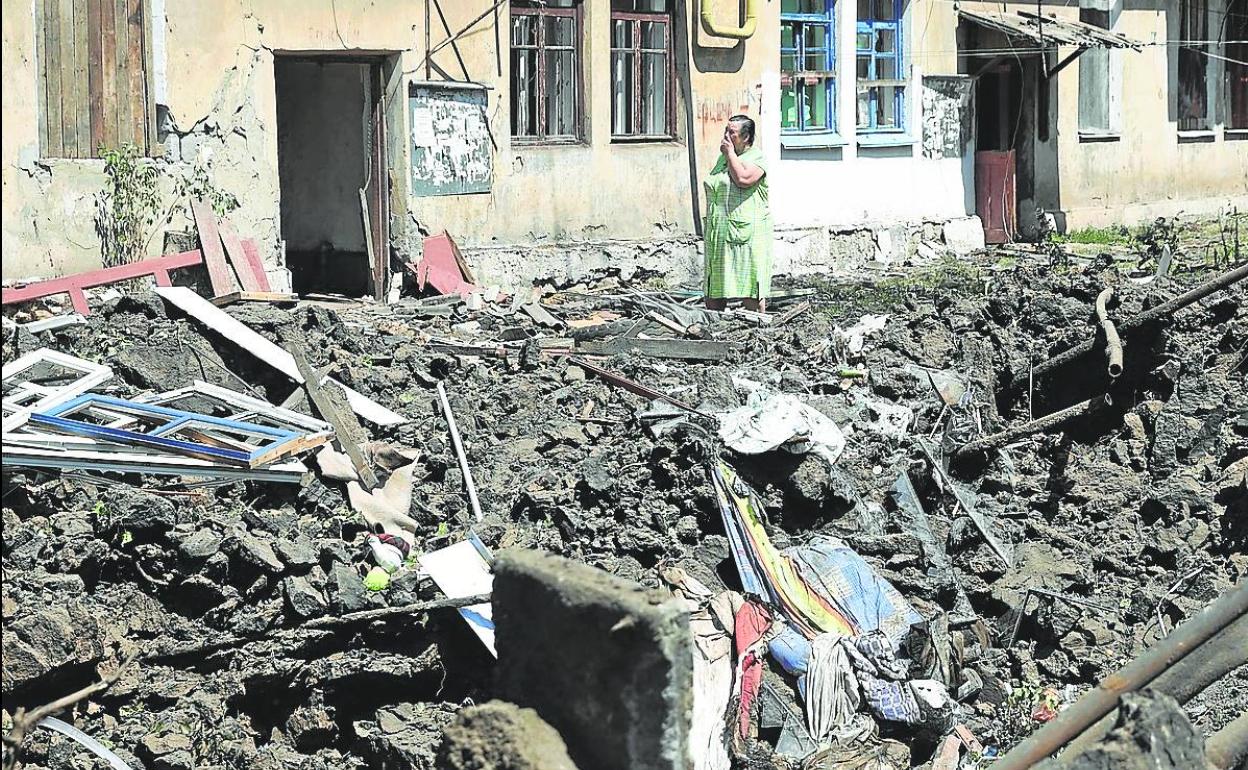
190;198;235;296
1045;47;1086;79
288;343;379;490
1;247;206;312
217;218;265;292
210;291;298;308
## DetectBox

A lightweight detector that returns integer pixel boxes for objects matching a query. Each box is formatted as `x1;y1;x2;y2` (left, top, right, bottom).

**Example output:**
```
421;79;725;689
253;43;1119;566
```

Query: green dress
704;146;773;300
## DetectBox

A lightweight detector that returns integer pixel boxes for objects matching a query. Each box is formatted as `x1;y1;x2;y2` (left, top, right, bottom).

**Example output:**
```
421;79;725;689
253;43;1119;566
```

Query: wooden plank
152;287;407;427
217;218;264;291
141;0;157;155
35;0;51;156
211;291;298;308
73;0;91;156
240;238;272;291
578;337;739;362
359;188;377;299
58;0;79;156
288;343;379;489
445;231;477;284
98;0;116;148
189;198;236;296
125;0;147;153
44;0;64;156
87;0;104;152
112;0;132;148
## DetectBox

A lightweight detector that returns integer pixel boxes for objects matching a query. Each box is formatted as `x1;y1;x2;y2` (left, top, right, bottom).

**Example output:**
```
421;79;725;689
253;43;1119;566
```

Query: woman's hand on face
720;131;735;157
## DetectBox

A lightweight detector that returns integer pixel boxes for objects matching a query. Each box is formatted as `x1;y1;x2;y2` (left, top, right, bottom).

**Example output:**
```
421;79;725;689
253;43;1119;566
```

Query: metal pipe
954;394;1110;458
1095;287;1123;378
993;581;1248;770
1028;261;1248;385
437;382;484;522
700;0;758;39
1207;710;1248;770
1063;613;1248;757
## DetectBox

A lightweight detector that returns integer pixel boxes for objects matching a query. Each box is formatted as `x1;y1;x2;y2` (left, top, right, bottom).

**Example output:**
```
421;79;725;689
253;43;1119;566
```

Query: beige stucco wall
2;0;775;285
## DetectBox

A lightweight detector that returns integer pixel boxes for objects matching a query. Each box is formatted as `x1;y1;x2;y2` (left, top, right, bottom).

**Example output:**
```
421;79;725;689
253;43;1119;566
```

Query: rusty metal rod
954;394;1110;458
1095;287;1123;378
1028;261;1248;385
1207;709;1248;770
993;580;1248;770
1063;612;1248;758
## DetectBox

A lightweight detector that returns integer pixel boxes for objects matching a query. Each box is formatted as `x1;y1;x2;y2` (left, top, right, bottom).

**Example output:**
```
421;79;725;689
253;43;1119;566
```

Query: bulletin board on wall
409;82;493;196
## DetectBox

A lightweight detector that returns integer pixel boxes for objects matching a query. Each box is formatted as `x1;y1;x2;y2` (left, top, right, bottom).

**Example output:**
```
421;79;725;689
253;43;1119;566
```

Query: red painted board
2;249;205;313
217;217;264;292
190;198;236;296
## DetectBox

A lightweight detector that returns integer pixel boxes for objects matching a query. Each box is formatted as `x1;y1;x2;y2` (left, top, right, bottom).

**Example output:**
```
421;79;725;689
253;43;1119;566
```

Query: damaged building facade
1;0;1246;291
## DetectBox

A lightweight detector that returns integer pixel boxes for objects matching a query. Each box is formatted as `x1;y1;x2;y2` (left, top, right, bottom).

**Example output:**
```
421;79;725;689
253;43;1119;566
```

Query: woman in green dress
703;115;772;312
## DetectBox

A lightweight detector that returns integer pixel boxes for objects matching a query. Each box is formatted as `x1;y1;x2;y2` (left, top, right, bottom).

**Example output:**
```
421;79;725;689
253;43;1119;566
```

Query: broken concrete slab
438;701;581;770
493;549;692;770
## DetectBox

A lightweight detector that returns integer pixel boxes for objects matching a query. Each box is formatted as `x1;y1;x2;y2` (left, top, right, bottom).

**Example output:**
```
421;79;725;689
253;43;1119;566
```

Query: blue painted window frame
781;0;837;135
855;0;905;133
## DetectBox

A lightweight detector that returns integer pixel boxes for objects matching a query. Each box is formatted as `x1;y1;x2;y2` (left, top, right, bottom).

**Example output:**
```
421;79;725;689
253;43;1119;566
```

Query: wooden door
975;150;1016;244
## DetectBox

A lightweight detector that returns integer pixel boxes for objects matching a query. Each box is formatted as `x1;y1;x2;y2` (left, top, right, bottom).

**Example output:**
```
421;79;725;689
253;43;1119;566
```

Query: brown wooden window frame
510;1;585;144
36;0;156;159
610;2;677;141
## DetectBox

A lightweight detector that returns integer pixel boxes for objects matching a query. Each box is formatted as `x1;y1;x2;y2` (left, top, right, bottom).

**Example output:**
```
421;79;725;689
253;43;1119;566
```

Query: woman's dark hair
729;115;756;146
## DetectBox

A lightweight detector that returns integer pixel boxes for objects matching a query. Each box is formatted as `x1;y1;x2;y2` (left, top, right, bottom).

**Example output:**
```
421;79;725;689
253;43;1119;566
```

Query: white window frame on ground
610;1;676;140
1077;0;1123;139
781;0;838;136
510;0;583;144
855;0;905;133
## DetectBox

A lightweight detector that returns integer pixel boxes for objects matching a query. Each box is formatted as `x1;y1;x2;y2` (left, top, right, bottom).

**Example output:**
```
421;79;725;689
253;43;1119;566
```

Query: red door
975;150;1017;244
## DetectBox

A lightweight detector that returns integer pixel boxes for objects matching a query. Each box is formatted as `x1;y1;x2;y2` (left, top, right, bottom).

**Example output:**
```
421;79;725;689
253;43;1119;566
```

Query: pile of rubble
2;248;1245;769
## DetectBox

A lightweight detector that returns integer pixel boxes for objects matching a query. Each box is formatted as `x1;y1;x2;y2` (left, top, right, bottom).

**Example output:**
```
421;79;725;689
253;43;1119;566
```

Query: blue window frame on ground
855;0;905;132
781;0;836;134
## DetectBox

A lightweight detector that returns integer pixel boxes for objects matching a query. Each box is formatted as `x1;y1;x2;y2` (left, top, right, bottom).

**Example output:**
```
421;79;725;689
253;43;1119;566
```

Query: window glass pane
857;55;871;78
858;0;870;20
641;52;667;133
803;78;829;128
612;18;632;48
781;83;799;128
516;0;575;5
511;49;539;136
875;0;895;20
781;23;796;49
857;31;871;50
545;49;577;135
613;0;667;9
781;52;797;72
612;51;633;134
512;15;537;46
641;20;666;49
803;48;827;71
875;55;897;79
856;86;870;127
875;28;895;53
875;84;899;128
783;0;825;12
547;15;575;47
802;25;827;49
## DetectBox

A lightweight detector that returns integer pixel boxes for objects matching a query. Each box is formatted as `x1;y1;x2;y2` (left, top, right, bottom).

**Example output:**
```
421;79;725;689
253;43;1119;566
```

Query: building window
1177;0;1209;130
1228;0;1247;129
511;0;582;142
1077;5;1121;135
781;0;837;134
36;0;154;159
611;1;674;139
855;0;905;132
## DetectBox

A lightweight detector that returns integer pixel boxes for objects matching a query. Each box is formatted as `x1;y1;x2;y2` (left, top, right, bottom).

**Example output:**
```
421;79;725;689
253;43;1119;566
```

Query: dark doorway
974;59;1023;243
274;55;389;298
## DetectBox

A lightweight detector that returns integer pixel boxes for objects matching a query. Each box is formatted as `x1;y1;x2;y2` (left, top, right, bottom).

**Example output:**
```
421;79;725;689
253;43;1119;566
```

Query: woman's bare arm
725;151;763;188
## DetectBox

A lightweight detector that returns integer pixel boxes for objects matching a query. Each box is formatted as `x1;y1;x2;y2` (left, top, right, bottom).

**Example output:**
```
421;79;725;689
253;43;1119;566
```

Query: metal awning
958;9;1144;50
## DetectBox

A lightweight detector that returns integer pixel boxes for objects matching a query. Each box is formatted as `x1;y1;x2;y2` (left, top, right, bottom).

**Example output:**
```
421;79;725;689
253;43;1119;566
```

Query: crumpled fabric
844;636;954;729
785;538;923;649
718;390;846;467
689;601;735;770
734;601;773;740
805;634;868;744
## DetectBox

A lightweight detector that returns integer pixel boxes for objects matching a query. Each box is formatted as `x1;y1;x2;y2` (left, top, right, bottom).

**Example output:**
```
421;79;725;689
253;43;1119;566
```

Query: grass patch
1053;225;1132;245
811;256;985;319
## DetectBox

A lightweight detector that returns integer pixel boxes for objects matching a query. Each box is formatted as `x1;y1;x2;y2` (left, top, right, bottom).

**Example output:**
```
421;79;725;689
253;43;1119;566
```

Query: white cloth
718;390;846;467
805;634;865;743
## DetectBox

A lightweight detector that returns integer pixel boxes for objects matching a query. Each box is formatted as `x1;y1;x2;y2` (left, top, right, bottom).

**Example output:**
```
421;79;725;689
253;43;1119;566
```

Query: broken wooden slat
288;344;379;490
217;218;265;292
153;287;406;427
211;291;298;308
359;188;379;301
647;311;689;336
771;300;811;326
578;337;738;362
568;356;706;416
99;0;117;148
239;238;272;291
437;382;483;522
190;198;236;297
2;248;207;313
57;0;79;154
72;0;90;157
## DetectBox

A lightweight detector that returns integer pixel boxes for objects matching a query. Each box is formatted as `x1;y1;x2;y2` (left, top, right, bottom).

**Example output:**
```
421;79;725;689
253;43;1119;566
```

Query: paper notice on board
412;107;435;147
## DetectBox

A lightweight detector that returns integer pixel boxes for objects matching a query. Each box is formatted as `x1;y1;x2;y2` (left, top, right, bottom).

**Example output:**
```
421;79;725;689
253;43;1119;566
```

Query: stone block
942;216;986;254
493;549;692;770
439;701;581;770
